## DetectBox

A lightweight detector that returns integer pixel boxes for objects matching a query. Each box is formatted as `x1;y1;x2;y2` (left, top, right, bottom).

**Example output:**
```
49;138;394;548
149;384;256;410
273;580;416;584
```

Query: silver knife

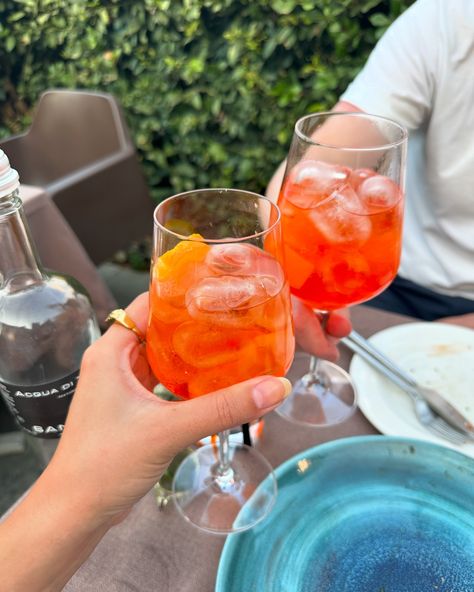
342;330;474;438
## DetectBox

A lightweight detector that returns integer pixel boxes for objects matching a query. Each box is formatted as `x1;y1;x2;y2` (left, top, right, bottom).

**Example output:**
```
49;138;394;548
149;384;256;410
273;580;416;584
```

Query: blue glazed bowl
216;436;474;592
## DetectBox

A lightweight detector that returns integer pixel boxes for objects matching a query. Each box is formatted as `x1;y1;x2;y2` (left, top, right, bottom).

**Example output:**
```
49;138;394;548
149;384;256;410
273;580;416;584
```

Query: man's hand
292;296;351;361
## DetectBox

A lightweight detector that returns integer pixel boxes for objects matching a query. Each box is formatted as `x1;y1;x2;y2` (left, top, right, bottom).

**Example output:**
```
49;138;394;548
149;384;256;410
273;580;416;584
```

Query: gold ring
106;309;146;344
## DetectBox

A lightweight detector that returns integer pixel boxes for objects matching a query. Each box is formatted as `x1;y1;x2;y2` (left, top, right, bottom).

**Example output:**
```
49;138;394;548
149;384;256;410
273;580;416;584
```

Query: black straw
242;423;252;446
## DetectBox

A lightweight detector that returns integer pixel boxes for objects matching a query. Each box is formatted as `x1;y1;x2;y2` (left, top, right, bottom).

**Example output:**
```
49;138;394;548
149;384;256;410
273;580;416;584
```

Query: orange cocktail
272;112;407;428
278;160;404;311
148;188;294;535
147;237;294;399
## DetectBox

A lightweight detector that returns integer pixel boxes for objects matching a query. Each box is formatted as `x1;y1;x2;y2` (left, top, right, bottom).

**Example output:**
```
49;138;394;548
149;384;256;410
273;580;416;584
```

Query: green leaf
369;12;391;27
5;36;15;51
9;11;25;22
271;0;296;16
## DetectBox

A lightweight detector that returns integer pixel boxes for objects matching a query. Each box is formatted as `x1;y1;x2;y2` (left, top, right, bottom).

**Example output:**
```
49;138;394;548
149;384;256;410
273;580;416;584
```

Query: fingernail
252;377;292;409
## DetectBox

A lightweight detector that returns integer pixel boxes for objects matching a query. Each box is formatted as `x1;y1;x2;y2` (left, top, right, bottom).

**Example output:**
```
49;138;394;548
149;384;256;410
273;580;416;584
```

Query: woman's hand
0;292;291;592
47;292;291;525
292;296;352;361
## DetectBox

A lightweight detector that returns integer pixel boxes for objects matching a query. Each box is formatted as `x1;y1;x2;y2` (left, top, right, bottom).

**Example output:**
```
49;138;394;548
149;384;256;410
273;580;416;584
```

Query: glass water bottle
0;150;100;438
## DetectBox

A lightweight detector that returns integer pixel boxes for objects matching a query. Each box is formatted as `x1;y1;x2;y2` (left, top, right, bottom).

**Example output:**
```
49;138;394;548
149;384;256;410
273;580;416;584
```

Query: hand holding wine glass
0;291;293;592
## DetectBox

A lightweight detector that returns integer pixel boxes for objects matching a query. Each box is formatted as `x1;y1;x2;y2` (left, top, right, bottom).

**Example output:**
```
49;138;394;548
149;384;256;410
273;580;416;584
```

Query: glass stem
308;311;329;381
217;429;231;475
309;355;319;376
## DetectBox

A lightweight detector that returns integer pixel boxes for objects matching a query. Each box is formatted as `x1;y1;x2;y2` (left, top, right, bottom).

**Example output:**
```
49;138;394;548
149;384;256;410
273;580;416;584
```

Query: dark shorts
365;276;474;321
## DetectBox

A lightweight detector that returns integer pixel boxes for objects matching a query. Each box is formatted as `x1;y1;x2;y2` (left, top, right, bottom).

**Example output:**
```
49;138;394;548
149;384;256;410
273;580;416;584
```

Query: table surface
63;305;414;592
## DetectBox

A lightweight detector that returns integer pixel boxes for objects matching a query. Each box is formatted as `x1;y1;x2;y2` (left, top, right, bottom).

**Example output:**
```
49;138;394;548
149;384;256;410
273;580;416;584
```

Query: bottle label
0;370;80;438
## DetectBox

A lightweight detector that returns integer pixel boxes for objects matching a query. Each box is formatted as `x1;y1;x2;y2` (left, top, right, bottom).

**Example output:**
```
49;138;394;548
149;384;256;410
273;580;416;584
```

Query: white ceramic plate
349;322;474;458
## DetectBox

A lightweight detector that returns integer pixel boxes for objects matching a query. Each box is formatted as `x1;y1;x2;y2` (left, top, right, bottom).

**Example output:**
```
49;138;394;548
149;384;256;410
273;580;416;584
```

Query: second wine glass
146;188;294;534
275;111;408;426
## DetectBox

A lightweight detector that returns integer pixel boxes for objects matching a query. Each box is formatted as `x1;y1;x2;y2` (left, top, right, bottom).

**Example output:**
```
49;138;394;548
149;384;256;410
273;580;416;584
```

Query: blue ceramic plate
216;436;474;592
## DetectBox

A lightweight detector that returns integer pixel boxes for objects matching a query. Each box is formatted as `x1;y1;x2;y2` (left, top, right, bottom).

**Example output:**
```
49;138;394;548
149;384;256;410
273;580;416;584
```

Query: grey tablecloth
63;306;414;592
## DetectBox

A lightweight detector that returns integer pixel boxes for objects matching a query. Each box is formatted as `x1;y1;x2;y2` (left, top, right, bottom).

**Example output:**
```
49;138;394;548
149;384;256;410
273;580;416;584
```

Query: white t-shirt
341;0;474;300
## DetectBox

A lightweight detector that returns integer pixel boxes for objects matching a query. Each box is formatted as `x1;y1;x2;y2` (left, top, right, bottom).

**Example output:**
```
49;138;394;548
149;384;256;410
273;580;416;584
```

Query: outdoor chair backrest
0;90;155;264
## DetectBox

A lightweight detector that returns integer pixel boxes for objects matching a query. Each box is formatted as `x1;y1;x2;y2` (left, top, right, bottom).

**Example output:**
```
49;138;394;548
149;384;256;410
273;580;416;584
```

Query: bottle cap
0;149;20;198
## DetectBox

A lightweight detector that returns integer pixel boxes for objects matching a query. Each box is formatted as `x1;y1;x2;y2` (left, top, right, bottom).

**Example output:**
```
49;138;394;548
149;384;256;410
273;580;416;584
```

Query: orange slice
154;234;209;282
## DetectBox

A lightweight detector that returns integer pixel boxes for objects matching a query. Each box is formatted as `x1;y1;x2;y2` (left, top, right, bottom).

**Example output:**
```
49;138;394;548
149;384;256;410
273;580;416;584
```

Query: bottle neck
0;189;44;289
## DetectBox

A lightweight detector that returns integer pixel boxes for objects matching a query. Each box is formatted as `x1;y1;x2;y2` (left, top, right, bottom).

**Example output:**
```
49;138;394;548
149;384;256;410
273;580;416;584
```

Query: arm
0;293;291;591
265;100;362;204
339;0;437;127
438;313;474;330
0;472;112;592
267;2;439;204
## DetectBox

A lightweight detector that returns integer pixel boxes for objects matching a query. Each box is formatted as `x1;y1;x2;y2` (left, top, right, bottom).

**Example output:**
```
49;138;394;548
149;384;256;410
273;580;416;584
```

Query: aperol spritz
147;239;293;398
146;188;294;533
280;161;404;311
275;112;407;426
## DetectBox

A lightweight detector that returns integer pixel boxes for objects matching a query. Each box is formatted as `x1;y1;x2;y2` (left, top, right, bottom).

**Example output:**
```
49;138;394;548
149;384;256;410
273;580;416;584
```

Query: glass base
277;352;357;426
172;442;276;534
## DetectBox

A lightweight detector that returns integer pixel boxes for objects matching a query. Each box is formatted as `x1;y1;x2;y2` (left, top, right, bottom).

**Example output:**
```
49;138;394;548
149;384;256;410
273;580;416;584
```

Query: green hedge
0;0;413;202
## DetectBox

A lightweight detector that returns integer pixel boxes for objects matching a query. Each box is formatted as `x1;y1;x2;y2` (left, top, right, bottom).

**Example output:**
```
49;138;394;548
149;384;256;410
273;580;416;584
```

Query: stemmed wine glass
146;188;294;533
275;111;407;426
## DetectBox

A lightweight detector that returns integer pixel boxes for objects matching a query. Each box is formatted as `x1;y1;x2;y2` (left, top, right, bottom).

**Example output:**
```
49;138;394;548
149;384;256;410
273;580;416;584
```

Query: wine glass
146;188;294;534
275;111;407;426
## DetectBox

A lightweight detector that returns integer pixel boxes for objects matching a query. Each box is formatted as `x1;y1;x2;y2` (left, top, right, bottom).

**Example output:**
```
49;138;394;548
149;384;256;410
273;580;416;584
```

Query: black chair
0;89;154;264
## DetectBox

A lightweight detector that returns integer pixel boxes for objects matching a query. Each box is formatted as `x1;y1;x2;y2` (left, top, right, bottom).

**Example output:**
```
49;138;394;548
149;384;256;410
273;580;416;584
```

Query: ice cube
348;168;376;191
257;274;282;298
187;276;259;312
255;252;285;291
186;333;285;396
293;160;350;189
172;321;261;368
205;243;256;274
283;160;350;209
186;273;283;327
357;175;401;212
311;184;371;246
206;244;283;285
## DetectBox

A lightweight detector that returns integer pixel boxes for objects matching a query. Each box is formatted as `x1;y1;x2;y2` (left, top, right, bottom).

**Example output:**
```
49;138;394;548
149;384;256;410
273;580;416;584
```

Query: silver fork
410;392;467;445
341;335;468;446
